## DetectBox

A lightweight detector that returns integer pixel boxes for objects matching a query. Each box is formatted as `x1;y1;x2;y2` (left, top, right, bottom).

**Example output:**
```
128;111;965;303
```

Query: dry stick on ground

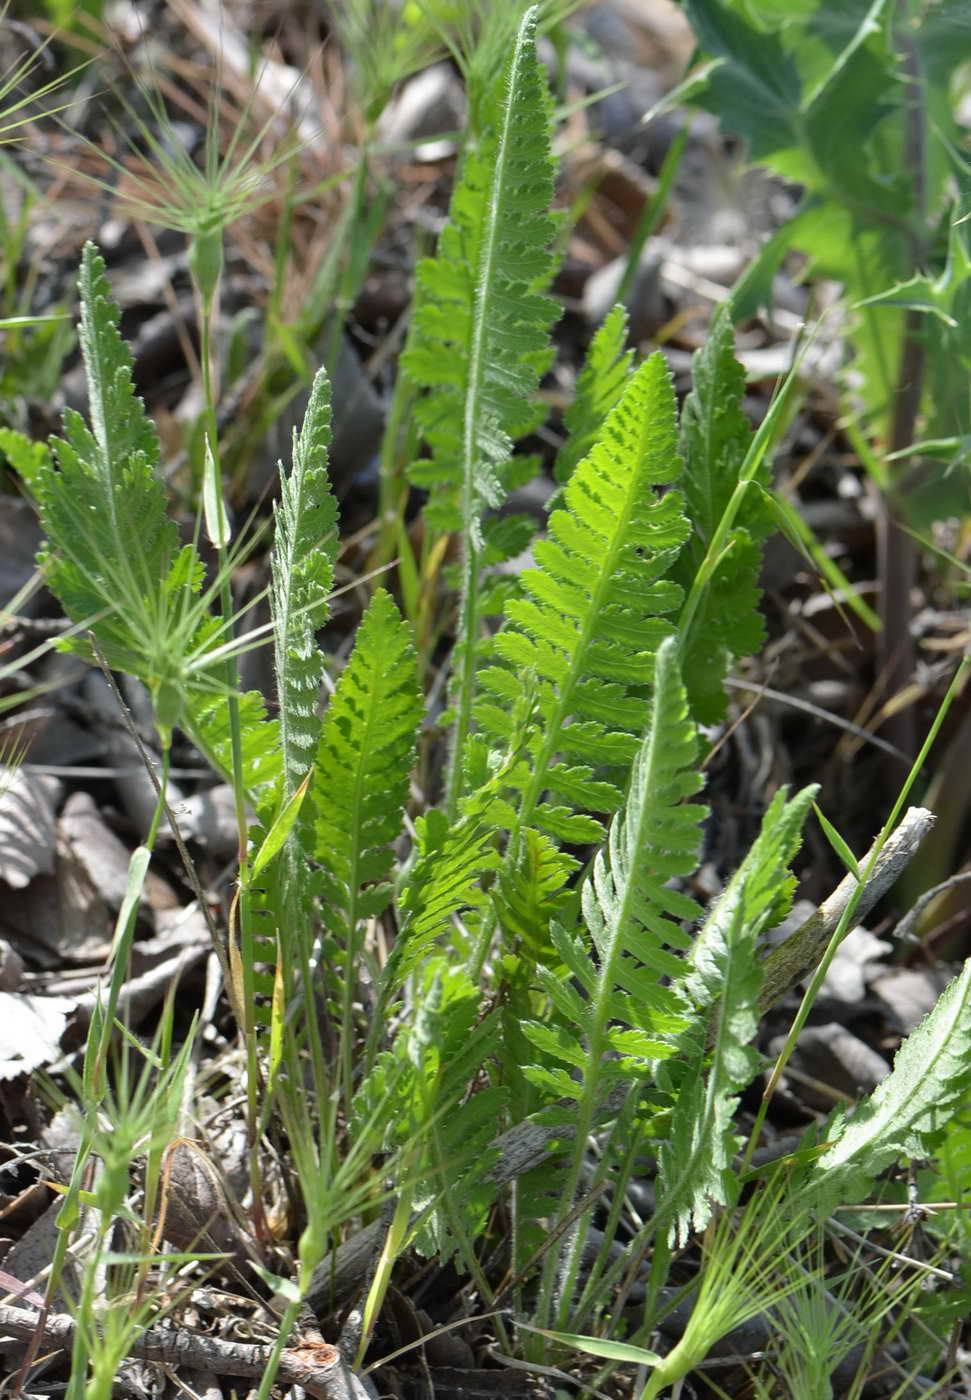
0;1301;373;1400
758;805;935;1013
301;807;936;1313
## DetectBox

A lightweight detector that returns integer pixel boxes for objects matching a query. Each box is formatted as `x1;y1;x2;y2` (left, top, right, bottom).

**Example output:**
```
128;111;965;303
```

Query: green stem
194;239;268;1236
356;1183;415;1368
191;229;248;862
86;746;171;1102
253;1296;305;1400
445;539;483;816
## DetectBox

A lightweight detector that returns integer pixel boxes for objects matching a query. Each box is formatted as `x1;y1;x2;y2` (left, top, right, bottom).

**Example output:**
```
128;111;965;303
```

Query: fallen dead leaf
0;992;76;1079
0;768;60;890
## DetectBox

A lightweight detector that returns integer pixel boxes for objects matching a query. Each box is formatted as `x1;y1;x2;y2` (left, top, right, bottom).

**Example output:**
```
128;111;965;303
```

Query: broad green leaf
806;958;971;1212
251;769;314;879
514;1319;661;1365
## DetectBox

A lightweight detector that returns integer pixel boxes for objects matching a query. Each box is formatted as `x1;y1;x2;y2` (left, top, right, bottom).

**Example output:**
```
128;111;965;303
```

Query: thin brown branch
758;805;935;1012
0;1301;372;1400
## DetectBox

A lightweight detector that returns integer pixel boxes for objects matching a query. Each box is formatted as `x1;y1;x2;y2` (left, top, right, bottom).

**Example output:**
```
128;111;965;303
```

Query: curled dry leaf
158;1139;249;1270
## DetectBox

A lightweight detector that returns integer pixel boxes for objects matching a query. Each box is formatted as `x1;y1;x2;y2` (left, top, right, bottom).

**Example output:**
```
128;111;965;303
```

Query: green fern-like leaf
352;962;508;1265
657;783;817;1245
184;686;281;795
493;825;577;962
386;785;507;992
673;303;774;723
554;305;633;484
804;957;971;1213
522;638;708;1100
241;368;340;1057
20;242;179;679
271;368;338;808
401;6;559;805
314;588;422;954
477;352;690;844
170;386;336;811
402;6;558;532
578;636;707;1063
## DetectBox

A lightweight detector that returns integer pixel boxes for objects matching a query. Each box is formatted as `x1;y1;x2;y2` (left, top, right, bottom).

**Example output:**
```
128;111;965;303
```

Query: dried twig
758;805;935;1012
0;1301;373;1400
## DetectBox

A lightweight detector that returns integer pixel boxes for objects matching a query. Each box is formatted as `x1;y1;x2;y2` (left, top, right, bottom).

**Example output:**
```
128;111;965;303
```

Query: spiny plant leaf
657;783;817;1245
402;5;559;535
554;305;633;484
314;589;423;954
804;957;971;1213
477;351;690;845
672;303;774;723
19;242;180;679
271;368;338;810
522;637;708;1100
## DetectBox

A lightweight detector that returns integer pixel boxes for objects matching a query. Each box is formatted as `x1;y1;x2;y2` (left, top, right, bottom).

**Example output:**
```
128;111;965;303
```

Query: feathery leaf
254;369;340;1045
658;784;817;1244
522;638;708;1100
401;6;560;807
554;305;634;484
402;6;559;533
478;351;690;844
805;956;971;1212
493;826;577;963
386;785;506;992
353;962;508;1263
271;368;338;808
314;589;422;951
